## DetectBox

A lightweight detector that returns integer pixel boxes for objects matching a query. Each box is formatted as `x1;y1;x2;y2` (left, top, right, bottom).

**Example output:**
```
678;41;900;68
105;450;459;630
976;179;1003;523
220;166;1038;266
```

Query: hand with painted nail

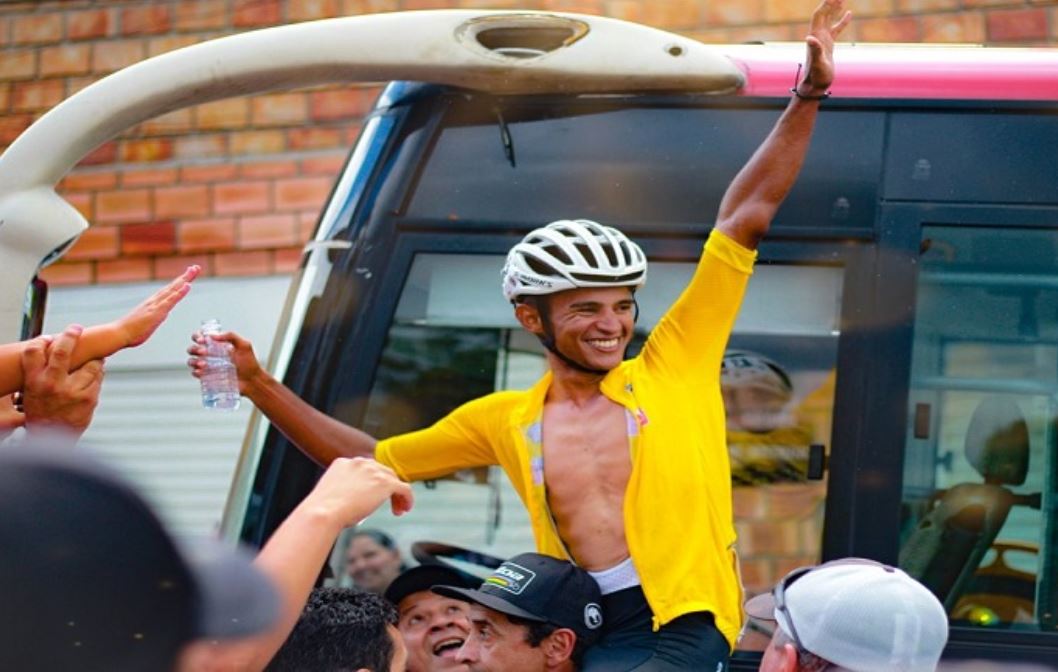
0;266;200;397
116;265;201;348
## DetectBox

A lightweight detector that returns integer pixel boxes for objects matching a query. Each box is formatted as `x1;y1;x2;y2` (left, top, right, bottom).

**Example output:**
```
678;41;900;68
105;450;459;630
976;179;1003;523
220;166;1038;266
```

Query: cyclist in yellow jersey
187;3;851;669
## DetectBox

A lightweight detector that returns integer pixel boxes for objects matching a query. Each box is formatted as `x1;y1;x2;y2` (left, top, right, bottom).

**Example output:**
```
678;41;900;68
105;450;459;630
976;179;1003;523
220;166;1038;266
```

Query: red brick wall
2;0;1056;285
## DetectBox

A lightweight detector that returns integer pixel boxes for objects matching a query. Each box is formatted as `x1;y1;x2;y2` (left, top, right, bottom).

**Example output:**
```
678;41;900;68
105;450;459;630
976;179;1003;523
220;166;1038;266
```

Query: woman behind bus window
345;529;407;594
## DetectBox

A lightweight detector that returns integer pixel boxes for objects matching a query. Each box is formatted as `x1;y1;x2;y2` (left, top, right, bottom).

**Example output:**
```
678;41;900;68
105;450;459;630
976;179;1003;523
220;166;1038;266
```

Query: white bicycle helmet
501;219;647;302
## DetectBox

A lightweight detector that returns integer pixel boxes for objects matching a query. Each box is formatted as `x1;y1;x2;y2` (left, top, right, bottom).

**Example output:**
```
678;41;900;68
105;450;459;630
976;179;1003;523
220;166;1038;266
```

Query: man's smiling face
527;286;636;373
398;591;472;672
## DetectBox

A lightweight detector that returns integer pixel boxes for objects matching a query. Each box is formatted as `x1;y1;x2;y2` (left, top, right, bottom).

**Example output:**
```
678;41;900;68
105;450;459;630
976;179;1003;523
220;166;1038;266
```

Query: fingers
186;356;207;378
122;266;202;349
810;0;850;38
148;265;201;310
158;270;196;308
42;324;83;381
0;394;26;431
69;359;105;393
212;331;247;348
166;265;201;293
390;481;415;516
831;9;852;37
810;0;838;32
20;336;50;377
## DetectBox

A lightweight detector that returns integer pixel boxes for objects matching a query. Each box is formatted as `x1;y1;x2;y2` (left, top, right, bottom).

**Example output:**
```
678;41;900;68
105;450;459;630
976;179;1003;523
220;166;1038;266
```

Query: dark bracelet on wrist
791;87;830;101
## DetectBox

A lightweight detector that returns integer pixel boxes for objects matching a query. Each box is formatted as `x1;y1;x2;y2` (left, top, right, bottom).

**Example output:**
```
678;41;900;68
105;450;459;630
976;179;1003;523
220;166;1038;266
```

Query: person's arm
0;266;199;396
21;325;104;440
190;457;414;672
187;331;377;465
639;2;851;380
714;0;851;251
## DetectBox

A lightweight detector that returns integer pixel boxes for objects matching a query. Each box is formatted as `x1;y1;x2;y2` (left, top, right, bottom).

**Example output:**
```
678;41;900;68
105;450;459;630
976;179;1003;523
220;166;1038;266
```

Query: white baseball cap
745;558;949;672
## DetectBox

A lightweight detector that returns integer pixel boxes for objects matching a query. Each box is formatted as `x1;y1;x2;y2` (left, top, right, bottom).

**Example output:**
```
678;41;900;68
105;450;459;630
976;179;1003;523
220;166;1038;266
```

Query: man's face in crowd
526;286;636;373
456;605;547;672
398;591;472;672
346;535;403;593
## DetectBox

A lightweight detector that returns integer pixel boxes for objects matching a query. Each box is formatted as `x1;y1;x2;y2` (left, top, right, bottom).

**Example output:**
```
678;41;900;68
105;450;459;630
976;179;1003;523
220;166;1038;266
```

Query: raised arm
715;0;851;250
185;457;413;672
0;265;198;396
188;330;378;464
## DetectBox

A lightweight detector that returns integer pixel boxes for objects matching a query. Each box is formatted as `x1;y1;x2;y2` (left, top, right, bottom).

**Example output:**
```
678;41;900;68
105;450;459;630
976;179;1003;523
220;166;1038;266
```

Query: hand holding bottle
197;319;240;411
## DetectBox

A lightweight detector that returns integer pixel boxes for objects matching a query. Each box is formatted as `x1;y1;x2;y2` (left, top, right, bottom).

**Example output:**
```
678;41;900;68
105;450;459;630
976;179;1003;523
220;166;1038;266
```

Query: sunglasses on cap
764;558;894;654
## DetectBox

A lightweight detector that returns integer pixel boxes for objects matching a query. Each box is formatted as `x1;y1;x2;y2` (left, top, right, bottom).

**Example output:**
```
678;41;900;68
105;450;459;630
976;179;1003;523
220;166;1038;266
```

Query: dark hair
351;528;399;551
507;615;590;668
266;587;398;672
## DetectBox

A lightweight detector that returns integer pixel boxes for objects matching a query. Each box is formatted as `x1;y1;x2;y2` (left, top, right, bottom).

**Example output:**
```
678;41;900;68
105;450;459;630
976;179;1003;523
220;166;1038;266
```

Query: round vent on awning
457;14;589;61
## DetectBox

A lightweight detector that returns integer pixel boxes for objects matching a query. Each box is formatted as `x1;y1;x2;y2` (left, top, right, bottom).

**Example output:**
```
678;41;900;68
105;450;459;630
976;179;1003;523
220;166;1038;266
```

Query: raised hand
305;457;415;526
799;0;852;96
117;265;200;348
187;329;262;394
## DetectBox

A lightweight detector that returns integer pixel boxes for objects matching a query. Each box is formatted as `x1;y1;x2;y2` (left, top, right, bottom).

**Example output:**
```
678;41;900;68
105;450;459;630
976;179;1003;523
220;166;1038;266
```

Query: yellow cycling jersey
376;229;756;647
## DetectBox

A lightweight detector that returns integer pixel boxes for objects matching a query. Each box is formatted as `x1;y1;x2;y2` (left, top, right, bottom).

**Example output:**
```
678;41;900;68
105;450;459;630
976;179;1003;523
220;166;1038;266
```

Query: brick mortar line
56;145;351;176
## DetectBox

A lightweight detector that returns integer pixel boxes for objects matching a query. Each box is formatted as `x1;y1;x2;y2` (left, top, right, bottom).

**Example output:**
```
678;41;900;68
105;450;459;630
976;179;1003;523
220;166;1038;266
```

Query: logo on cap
584;603;603;629
484;563;536;596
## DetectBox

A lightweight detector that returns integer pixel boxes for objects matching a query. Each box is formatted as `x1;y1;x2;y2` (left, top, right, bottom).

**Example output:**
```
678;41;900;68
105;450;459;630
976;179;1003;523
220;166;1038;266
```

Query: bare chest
540;400;632;509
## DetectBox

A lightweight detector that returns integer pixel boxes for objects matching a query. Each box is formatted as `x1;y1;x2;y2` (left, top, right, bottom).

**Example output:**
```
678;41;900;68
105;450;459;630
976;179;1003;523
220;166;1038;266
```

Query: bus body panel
240;81;1058;667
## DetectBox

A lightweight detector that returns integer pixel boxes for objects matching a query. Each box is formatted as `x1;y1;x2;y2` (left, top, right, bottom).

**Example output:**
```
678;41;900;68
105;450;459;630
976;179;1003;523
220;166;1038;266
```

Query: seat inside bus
899;396;1033;612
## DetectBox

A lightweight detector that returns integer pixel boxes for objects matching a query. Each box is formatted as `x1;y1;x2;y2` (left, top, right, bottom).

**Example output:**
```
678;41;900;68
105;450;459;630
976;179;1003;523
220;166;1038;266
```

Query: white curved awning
0;9;744;341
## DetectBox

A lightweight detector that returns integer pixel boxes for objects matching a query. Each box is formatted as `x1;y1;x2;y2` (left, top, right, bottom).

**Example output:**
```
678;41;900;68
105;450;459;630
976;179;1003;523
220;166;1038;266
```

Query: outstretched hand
118;265;201;348
306;457;415;526
799;0;852;96
21;325;104;438
187;329;262;394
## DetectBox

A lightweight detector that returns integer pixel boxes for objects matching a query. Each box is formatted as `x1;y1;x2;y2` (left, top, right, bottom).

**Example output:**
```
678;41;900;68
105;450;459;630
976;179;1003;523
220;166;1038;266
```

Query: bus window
343;250;842;646
725;264;842;651
900;225;1057;633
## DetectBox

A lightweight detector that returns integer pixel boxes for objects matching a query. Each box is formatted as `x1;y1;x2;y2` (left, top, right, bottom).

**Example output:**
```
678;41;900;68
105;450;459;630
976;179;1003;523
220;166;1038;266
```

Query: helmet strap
532;298;611;377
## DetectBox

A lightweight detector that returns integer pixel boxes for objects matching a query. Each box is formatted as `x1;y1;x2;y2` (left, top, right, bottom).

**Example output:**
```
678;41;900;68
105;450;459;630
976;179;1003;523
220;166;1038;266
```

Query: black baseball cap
385;564;478;606
433;552;604;645
0;438;281;670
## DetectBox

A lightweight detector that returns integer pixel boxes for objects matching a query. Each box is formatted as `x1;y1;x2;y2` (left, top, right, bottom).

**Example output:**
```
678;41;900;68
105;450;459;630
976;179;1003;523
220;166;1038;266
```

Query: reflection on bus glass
722;349;834;485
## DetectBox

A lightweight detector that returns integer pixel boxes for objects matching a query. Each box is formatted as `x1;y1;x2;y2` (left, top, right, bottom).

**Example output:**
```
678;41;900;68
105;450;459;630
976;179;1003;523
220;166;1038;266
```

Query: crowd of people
0;1;969;670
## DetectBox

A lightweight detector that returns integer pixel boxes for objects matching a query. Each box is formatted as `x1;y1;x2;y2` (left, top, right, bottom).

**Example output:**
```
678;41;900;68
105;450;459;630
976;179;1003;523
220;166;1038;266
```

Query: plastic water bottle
200;319;241;411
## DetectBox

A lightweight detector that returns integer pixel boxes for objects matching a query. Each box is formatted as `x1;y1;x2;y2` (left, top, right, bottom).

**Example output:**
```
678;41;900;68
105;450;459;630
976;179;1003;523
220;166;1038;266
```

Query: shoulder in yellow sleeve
706;229;757;275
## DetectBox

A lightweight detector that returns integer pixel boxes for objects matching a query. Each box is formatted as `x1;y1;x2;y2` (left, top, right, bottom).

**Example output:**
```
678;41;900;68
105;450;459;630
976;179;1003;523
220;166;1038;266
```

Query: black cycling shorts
581;586;729;672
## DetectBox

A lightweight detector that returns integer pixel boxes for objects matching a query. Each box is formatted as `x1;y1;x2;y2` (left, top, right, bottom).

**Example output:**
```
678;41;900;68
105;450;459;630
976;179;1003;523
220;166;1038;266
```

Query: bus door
892;204;1058;653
